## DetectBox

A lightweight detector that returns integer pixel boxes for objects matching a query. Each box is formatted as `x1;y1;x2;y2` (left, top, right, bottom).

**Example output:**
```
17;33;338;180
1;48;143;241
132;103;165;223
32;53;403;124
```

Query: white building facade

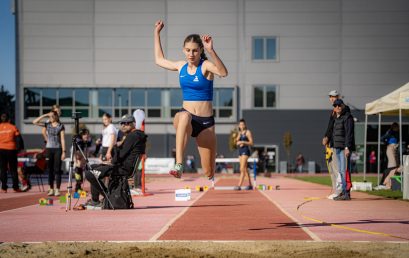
16;0;409;169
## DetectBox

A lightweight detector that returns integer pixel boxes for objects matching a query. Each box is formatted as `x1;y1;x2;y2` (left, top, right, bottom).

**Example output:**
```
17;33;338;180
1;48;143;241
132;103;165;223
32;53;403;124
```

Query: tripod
66;112;113;211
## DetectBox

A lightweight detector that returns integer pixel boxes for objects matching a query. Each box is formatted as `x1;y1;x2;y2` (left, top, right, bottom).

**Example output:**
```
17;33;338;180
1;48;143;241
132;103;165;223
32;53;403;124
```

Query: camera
71;112;82;120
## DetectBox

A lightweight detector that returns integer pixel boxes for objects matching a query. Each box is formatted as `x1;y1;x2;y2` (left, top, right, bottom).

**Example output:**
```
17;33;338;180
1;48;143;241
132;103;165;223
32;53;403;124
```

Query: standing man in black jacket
331;99;355;201
85;114;147;207
323;91;341;199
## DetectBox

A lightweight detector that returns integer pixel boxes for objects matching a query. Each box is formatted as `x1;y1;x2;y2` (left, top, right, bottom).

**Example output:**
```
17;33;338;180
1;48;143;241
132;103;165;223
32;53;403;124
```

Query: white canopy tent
364;82;409;189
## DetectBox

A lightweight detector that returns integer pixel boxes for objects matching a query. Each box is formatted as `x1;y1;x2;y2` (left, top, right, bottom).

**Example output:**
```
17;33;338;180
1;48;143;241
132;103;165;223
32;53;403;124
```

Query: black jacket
332;108;355;150
324;104;351;147
112;129;147;175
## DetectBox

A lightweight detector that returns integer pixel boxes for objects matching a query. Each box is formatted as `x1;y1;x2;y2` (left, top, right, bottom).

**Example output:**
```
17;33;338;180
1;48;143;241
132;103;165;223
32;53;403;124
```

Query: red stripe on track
0;193;49;212
159;178;311;240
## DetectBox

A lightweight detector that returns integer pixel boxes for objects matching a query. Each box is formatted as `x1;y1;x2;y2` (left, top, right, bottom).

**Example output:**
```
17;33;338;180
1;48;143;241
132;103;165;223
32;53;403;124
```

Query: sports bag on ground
104;175;134;209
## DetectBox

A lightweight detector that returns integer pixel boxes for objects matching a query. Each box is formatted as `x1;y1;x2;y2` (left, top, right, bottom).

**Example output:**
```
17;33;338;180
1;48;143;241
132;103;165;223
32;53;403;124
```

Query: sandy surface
1;241;408;258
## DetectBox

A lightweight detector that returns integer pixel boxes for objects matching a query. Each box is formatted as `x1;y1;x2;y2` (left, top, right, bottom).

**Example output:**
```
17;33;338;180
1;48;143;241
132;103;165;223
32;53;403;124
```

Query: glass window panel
147;109;161;117
171;109;180;117
25;109;40;118
253;38;264;60
115;109;129;117
170;89;182;106
266;38;277;60
254;87;264;107
147;89;161;106
99;108;113;117
219;109;232;118
75;89;89;107
98;89;112;107
59;89;73;106
266;85;276;107
75;109;89;118
130;89;145;107
42;88;57;106
60;108;72;118
114;89;129;108
219;89;233;107
24;88;41;106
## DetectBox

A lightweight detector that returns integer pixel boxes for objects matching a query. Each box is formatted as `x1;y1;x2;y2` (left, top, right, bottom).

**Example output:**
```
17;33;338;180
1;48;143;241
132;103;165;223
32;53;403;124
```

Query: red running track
159;178;311;240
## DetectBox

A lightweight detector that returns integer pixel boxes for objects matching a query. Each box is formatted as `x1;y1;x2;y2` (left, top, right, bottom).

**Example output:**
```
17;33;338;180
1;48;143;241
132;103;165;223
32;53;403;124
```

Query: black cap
333;99;344;107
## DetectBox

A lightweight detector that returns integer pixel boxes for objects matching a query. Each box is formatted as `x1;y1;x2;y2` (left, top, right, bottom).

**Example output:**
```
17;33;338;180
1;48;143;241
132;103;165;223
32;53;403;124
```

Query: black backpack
104;175;134;210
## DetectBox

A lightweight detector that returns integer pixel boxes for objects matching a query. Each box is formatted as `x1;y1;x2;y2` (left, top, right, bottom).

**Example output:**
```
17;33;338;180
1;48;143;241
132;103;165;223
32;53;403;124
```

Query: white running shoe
327;193;338;200
47;189;54;196
374;185;388;190
54;189;60;196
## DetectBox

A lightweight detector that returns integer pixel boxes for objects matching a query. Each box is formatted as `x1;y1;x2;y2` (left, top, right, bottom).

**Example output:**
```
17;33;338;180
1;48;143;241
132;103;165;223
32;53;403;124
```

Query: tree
228;127;239;152
0;85;15;123
283;131;293;169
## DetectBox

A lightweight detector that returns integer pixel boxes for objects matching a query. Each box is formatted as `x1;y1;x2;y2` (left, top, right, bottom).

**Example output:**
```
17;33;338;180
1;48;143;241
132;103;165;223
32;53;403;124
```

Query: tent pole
377;113;381;186
363;115;368;181
399;108;403;191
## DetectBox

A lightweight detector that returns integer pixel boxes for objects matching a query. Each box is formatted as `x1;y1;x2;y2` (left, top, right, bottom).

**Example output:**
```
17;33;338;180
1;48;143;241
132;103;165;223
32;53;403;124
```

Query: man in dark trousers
0;113;23;193
84;114;147;207
322;90;351;199
332;99;355;201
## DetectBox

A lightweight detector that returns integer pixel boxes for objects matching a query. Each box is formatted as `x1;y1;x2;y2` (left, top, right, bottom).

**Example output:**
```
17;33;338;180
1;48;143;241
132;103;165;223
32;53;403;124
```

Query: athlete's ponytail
183;34;208;60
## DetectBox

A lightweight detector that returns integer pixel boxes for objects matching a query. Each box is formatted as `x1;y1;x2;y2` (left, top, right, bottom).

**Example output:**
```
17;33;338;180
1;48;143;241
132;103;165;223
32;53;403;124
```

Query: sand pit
1;241;408;258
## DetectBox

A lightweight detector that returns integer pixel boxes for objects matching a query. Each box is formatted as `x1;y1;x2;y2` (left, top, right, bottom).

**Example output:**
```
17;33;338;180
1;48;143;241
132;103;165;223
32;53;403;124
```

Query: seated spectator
84;115;147;208
295;154;305;173
74;128;92;192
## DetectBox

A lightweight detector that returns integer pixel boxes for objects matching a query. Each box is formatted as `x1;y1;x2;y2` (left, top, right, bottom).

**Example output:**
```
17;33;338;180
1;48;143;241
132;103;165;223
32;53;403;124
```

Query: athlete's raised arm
154;20;184;71
201;35;228;78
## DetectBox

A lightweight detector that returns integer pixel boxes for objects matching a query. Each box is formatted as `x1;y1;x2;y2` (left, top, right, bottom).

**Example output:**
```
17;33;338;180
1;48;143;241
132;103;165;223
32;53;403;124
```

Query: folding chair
18;150;46;192
128;154;143;190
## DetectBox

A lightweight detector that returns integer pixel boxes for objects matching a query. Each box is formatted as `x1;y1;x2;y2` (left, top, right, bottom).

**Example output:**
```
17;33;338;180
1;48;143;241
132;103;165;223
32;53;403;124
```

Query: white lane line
258;190;322;241
149;178;217;241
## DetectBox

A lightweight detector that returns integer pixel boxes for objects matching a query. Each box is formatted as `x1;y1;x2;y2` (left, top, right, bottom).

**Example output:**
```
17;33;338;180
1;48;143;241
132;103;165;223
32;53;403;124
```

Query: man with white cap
132;109;145;193
133;109;145;131
322;90;348;199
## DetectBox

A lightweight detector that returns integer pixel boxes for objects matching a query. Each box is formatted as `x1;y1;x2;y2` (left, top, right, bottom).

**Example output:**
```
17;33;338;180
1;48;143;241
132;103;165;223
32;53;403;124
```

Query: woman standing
33;111;66;196
235;119;254;190
154;20;228;179
100;113;117;162
376;122;399;189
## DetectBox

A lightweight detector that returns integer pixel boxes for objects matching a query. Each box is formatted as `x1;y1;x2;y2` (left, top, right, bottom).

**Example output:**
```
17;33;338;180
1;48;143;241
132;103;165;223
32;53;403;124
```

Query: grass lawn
290;175;404;200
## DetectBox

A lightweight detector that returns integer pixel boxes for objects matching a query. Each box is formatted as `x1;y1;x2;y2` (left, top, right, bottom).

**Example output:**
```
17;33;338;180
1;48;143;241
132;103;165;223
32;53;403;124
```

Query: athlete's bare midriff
183;101;213;117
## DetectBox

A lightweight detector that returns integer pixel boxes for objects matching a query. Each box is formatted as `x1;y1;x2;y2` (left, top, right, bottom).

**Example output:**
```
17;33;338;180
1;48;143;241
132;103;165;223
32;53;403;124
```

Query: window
59;89;73;118
23;87;237;122
114;89;129;118
74;89;90;118
147;89;162;118
253;85;277;108
252;36;278;61
170;88;183;117
214;88;234;119
24;88;41;118
98;89;113;117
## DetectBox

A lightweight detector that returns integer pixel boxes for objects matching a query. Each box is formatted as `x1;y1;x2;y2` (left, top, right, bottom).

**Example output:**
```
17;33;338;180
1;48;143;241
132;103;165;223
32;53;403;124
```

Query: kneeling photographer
84;114;147;209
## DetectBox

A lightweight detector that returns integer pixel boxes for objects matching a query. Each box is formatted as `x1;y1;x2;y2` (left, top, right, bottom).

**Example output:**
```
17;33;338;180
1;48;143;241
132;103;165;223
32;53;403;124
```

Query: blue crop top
179;59;213;101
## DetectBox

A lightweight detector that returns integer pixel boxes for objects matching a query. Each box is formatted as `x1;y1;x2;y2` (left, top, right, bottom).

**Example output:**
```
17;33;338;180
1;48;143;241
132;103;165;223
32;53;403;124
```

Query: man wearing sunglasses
332;99;355;201
323;90;352;200
85;114;147;208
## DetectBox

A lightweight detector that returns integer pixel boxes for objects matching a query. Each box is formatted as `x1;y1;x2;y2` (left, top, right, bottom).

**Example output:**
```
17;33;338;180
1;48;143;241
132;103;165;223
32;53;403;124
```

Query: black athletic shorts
180;108;215;137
